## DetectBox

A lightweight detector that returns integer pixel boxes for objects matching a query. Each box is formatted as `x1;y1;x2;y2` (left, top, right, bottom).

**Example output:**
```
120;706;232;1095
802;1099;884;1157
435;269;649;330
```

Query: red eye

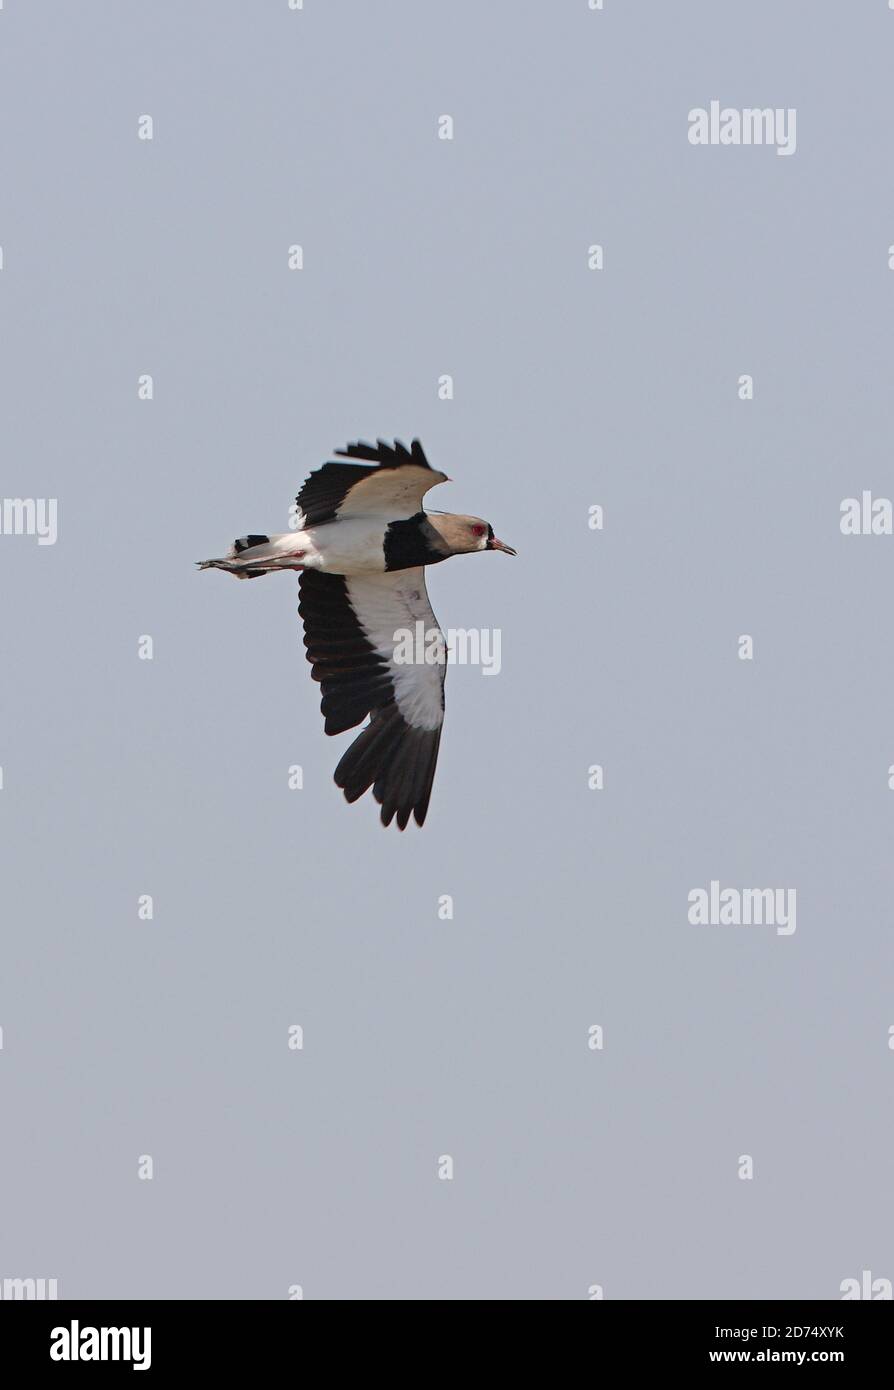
471;524;486;537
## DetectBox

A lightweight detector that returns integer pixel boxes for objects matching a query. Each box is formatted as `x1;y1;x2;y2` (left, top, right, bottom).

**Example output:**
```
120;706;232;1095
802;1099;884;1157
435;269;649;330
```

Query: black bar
0;1298;890;1373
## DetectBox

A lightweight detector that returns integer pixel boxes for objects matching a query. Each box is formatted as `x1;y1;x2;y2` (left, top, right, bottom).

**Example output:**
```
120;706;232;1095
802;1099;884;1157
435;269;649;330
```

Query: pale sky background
0;0;892;1299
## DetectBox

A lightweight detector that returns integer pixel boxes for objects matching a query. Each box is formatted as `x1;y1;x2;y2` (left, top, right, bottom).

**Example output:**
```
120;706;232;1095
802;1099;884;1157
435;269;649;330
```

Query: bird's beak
487;537;517;556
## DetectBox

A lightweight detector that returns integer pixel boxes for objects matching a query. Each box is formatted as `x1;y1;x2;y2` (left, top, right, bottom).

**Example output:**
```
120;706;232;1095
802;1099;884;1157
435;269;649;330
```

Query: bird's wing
299;566;446;828
294;439;448;527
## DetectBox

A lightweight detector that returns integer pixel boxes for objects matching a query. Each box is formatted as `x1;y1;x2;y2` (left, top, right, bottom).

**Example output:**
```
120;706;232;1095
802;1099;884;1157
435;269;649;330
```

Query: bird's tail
196;557;269;579
197;533;305;579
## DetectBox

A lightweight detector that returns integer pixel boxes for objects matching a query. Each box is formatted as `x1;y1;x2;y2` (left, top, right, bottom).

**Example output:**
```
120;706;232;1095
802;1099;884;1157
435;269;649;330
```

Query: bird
198;439;516;829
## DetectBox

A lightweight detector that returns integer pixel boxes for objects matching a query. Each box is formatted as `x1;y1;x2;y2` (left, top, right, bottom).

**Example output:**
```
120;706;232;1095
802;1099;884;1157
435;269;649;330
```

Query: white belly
299;519;388;575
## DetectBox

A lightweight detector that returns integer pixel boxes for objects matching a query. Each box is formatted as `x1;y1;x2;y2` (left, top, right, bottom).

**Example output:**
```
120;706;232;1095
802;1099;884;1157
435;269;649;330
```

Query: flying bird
199;440;516;828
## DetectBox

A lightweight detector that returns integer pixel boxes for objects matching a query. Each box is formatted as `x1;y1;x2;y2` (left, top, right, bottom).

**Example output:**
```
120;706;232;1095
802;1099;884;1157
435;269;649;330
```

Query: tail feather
196;557;268;579
198;533;306;578
230;534;271;556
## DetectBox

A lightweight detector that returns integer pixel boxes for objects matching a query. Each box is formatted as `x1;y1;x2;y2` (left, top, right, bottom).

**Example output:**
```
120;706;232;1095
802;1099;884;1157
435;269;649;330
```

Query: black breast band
383;514;447;571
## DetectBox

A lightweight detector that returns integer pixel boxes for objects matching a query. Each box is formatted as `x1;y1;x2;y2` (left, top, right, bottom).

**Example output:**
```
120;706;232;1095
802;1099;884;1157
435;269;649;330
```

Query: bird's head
428;514;517;557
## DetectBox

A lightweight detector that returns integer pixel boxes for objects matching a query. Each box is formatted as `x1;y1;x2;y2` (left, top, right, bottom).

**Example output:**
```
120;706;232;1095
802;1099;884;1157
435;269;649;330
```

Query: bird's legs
197;554;306;579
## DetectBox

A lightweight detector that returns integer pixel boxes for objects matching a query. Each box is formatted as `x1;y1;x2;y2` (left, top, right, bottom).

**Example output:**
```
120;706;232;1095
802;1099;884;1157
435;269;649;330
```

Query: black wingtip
332;438;431;470
333;706;441;830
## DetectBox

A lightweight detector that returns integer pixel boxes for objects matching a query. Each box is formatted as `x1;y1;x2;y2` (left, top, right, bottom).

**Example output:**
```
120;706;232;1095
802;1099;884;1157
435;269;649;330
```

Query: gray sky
0;0;892;1299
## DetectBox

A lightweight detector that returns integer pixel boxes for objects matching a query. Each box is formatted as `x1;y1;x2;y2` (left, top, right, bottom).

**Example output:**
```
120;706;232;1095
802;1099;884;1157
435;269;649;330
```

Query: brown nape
425;513;488;556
